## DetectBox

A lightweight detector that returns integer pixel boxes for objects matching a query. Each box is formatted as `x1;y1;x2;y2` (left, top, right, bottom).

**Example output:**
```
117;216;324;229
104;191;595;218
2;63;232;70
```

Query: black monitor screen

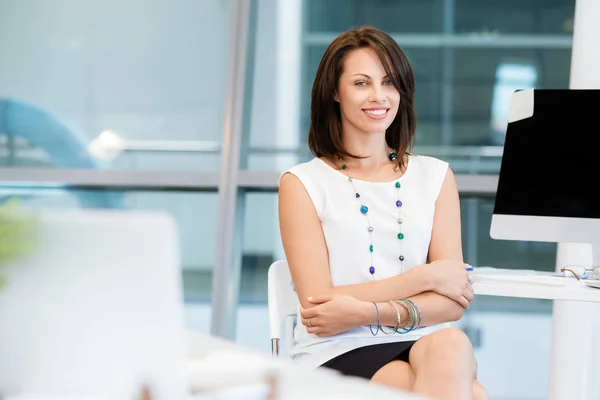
493;89;600;219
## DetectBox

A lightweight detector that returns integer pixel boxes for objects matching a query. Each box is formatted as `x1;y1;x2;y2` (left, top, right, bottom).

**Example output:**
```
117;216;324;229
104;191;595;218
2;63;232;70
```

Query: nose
368;83;387;104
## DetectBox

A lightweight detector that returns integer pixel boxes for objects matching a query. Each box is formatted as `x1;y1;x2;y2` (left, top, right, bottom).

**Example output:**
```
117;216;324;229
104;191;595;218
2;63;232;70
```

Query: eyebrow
352;73;389;79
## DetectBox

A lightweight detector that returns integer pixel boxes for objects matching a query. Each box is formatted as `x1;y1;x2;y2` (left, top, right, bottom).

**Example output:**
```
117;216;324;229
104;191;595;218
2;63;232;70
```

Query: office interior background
0;0;577;398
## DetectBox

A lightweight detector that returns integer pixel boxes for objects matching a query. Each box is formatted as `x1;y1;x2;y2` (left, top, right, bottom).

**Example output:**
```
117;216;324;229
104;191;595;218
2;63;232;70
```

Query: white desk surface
472;270;600;303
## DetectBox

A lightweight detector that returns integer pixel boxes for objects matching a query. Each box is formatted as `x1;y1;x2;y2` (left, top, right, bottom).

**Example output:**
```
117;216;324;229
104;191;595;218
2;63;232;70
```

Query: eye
354;81;368;86
383;79;393;85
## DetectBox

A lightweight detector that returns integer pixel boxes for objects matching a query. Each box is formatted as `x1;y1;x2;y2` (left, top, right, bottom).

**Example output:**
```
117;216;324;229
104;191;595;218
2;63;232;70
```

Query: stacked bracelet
380;301;402;335
369;300;421;336
369;302;380;336
396;300;415;333
392;299;422;334
405;299;422;330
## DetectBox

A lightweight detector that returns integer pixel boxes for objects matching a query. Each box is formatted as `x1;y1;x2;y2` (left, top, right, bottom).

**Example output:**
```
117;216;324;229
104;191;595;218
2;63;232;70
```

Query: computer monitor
490;89;600;265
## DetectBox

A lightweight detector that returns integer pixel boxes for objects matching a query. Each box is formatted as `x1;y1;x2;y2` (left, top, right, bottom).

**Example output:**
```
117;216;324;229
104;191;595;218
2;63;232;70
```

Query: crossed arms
278;168;474;337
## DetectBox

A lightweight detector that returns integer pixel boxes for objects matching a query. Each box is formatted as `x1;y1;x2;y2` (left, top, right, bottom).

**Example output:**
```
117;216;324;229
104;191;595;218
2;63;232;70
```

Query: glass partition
245;0;574;176
0;0;231;171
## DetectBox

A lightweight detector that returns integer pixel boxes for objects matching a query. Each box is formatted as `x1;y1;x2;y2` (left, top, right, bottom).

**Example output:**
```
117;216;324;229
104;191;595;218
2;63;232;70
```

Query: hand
299;293;370;337
419;259;474;309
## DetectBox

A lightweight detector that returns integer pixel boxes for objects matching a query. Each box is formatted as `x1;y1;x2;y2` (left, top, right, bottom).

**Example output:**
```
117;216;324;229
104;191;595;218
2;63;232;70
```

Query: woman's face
335;47;400;136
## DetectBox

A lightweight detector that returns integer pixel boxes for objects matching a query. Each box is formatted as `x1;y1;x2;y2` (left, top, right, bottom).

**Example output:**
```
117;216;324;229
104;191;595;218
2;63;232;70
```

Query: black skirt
319;341;417;380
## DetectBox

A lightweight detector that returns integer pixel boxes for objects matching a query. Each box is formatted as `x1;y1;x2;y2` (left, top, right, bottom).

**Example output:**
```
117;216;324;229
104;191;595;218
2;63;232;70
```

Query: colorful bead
342;164;347;170
369;245;373;252
368;227;374;232
398;218;403;224
360;205;369;214
397;233;404;240
399;255;405;261
355;193;360;198
369;266;375;275
396;200;402;207
395;182;401;188
388;152;397;161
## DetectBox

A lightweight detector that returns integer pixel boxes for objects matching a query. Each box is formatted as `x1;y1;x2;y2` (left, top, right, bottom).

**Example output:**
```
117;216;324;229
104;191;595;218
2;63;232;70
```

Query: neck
340;131;390;170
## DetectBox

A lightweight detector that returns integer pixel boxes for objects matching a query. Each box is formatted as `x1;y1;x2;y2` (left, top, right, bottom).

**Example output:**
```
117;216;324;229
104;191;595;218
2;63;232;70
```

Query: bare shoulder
278;169;322;218
443;166;457;186
279;170;302;191
436;166;458;202
278;171;313;206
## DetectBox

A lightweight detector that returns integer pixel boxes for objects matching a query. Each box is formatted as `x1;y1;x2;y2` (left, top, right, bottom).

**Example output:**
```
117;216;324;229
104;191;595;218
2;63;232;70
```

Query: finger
300;306;320;318
456;294;469;309
299;307;308;319
307;294;331;304
301;317;319;327
466;282;474;294
462;296;470;309
302;318;319;327
300;306;320;319
463;289;474;302
306;326;323;335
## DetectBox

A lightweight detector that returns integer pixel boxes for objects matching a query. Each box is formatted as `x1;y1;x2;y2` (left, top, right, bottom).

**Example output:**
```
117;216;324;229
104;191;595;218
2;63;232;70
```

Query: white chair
267;260;300;357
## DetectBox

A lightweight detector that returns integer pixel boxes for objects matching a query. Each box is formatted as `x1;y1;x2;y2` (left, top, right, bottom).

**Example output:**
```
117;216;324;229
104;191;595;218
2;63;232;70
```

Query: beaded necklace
338;152;405;280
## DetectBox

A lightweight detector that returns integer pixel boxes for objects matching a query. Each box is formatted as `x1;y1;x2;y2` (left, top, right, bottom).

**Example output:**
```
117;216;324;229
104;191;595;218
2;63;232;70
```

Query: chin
362;120;392;132
360;127;391;135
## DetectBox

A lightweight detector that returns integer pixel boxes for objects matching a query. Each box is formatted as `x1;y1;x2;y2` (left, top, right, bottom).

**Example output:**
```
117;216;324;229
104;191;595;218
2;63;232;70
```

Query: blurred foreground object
0;209;186;398
0;198;37;289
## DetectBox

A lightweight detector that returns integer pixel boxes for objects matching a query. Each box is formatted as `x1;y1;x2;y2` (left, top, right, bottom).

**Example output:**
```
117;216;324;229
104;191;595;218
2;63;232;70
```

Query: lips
362;108;390;120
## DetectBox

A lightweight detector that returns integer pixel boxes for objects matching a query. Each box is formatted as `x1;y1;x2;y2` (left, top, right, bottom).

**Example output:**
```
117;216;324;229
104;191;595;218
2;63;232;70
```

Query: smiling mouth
362;108;389;117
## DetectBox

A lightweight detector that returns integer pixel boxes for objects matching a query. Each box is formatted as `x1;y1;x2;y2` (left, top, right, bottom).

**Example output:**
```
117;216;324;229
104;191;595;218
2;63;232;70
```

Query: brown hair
307;26;416;170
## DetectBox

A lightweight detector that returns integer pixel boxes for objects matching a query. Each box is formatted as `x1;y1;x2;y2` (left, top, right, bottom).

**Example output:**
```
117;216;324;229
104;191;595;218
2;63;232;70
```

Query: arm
278;172;433;309
407;166;469;324
301;293;463;337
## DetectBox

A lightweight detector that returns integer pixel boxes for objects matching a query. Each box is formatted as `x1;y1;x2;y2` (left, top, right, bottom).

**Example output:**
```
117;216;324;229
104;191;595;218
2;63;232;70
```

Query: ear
333;92;339;103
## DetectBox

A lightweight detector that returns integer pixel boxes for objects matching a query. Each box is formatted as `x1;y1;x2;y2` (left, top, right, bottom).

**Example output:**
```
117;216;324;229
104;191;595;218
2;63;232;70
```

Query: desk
472;271;600;400
473;274;600;302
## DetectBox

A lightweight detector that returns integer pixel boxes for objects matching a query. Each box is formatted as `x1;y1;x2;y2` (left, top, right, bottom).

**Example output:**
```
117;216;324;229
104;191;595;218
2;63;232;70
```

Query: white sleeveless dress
279;154;451;369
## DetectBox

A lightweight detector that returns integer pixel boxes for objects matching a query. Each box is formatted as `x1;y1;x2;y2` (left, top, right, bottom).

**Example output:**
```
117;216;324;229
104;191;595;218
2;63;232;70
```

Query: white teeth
364;109;387;115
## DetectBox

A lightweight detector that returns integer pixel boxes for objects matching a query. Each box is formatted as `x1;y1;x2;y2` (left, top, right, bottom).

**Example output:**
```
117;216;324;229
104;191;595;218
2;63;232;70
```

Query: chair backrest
267;260;300;352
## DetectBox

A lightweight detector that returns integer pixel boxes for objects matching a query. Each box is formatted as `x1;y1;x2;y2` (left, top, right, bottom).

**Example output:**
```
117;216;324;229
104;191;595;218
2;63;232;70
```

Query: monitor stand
548;242;600;400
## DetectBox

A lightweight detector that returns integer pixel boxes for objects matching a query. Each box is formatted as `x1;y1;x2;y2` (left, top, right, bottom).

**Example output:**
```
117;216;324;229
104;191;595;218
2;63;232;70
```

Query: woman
278;26;488;400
